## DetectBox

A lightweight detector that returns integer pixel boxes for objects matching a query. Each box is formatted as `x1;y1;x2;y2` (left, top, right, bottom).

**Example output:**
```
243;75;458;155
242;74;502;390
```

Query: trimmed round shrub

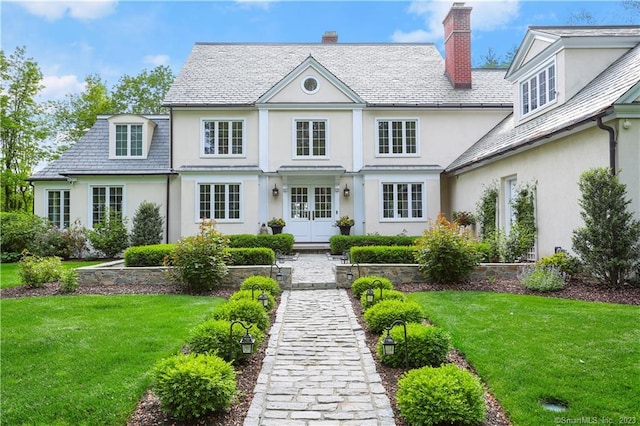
187;319;264;364
377;323;451;368
397;364;486;426
229;289;276;311
351;275;393;298
360;289;406;310
240;275;281;295
212;299;270;331
363;299;424;334
152;353;236;420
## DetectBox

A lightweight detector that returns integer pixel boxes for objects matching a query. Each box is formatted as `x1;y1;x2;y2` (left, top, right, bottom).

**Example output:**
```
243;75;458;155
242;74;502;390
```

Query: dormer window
521;62;556;117
115;124;143;157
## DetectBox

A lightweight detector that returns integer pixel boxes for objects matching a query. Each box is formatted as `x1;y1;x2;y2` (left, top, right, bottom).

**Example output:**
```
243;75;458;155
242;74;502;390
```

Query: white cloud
17;0;117;21
392;0;521;42
234;0;273;11
143;54;170;67
40;74;86;101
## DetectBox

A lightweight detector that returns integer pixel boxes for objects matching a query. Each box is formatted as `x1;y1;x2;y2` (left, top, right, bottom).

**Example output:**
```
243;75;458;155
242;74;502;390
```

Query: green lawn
0;260;104;289
1;294;224;425
409;291;640;425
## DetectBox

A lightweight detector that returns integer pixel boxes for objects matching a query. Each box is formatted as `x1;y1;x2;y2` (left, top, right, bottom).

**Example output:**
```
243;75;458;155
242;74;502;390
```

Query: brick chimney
322;31;338;43
443;2;472;89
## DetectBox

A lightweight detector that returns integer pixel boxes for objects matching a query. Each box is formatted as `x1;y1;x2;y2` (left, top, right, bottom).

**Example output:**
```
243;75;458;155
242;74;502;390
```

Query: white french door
288;185;335;242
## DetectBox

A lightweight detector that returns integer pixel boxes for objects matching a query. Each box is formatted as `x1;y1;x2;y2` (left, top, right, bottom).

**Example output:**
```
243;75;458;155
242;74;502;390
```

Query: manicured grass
409;291;640;425
1;294;223;425
0;260;104;289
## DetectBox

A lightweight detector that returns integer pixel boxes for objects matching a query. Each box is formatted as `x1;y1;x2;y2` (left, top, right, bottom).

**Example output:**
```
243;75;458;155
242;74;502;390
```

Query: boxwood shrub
228;233;294;254
152;353;236;420
226;247;274;265
351;276;393;298
350;245;418;264
229;289;276;311
124;244;174;267
360;289;406;310
397;364;486;426
186;319;264;364
363;299;424;334
377;323;451;368
330;235;418;255
212;299;270;331
240;275;282;295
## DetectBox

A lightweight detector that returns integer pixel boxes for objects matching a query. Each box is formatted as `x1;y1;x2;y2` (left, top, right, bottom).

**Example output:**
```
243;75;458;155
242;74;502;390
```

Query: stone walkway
244;254;395;425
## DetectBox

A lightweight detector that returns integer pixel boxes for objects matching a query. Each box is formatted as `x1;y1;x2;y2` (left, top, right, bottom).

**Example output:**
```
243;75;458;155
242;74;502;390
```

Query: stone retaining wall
77;261;293;289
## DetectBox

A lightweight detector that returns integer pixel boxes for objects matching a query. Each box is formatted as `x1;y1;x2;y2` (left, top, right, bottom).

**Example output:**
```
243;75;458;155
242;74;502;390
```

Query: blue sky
2;0;638;102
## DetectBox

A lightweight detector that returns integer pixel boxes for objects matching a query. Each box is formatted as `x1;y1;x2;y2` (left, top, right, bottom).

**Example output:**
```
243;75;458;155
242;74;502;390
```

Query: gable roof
29;116;172;181
446;43;640;173
163;43;512;107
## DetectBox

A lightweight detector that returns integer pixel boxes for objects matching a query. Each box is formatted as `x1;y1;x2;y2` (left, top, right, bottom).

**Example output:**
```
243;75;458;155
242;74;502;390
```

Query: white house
30;3;640;259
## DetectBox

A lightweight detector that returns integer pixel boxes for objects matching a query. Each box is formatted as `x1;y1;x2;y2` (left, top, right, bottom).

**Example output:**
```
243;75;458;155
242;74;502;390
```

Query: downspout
597;116;616;174
166;107;174;243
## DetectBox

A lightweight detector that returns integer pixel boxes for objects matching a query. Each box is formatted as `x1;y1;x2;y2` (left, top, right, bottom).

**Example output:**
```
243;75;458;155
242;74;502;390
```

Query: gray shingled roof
446;43;640;172
529;26;640;38
163;43;512;107
29;116;171;180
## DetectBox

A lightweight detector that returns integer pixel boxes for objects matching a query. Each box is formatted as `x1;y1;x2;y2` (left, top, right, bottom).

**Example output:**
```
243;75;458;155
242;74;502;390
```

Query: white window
382;183;424;220
202;120;244;156
294;119;327;158
47;190;70;229
115;124;143;157
199;183;241;221
521;62;556;116
92;186;123;226
377;119;418;156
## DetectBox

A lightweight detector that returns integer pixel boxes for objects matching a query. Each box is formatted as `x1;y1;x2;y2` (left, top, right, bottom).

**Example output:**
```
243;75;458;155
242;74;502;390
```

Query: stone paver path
244;283;395;425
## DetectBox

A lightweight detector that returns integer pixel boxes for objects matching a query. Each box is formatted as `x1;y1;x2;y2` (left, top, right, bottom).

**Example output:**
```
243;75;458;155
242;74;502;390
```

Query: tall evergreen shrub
130;201;164;246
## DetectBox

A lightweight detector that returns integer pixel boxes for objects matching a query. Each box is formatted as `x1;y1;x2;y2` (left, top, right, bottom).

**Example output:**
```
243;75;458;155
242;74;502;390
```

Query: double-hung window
295;120;327;157
521;62;556;116
202;120;244;156
115;124;143;157
47;190;70;228
382;183;424;219
377;119;418;155
199;183;241;221
92;186;123;226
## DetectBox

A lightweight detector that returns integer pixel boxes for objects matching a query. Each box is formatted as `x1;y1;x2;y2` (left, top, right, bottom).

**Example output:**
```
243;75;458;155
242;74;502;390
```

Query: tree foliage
572;168;640;286
130;201;164;246
112;65;174;114
1;46;52;212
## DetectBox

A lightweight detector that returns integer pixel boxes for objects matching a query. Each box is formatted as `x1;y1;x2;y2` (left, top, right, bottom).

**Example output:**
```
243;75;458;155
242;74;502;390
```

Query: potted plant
335;215;355;235
267;217;286;234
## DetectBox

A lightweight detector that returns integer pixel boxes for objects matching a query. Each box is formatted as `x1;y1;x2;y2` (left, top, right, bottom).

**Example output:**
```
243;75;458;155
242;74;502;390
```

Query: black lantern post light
366;279;384;304
250;284;269;309
382;319;409;369
270;258;285;282
346;263;361;283
229;320;255;360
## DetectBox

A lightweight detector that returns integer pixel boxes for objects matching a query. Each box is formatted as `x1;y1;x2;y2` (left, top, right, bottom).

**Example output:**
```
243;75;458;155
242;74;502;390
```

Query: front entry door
288;186;334;242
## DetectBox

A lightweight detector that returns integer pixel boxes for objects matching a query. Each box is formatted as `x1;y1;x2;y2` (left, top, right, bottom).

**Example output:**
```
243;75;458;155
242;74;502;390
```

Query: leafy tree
1;46;52;212
477;45;518;69
572;168;640;286
112;65;174;114
130;201;164;246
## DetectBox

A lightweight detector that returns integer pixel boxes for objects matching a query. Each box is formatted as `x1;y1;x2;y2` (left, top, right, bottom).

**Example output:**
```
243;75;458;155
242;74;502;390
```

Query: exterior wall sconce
623;119;631;129
343;184;350;197
347;263;361;283
229;320;255;359
382;319;409;369
272;184;279;197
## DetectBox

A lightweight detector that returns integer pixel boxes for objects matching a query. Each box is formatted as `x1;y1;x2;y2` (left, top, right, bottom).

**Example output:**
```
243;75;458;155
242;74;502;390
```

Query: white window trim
292;118;330;160
379;181;426;222
195;182;243;223
114;123;144;158
200;118;246;158
88;185;125;228
519;60;557;119
45;189;70;229
375;118;420;157
300;75;320;95
503;176;517;235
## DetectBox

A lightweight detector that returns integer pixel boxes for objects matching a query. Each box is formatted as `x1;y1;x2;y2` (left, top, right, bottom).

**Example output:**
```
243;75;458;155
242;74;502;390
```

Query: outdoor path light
382;319;409;369
229;320;255;360
367;279;384;304
270;259;284;282
347;263;361;283
249;283;269;309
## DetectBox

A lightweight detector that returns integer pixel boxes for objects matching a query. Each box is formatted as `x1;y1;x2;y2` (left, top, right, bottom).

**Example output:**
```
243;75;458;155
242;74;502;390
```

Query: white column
352;108;364;235
258;108;269;224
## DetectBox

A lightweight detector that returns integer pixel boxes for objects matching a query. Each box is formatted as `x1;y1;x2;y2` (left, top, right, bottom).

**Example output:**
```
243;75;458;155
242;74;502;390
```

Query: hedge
329;235;418;255
124;244;175;267
350;246;418;264
227;248;274;265
228;233;294;254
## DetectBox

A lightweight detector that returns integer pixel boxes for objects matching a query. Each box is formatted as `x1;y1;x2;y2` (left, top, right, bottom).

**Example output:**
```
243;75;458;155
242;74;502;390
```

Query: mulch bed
2;277;639;425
